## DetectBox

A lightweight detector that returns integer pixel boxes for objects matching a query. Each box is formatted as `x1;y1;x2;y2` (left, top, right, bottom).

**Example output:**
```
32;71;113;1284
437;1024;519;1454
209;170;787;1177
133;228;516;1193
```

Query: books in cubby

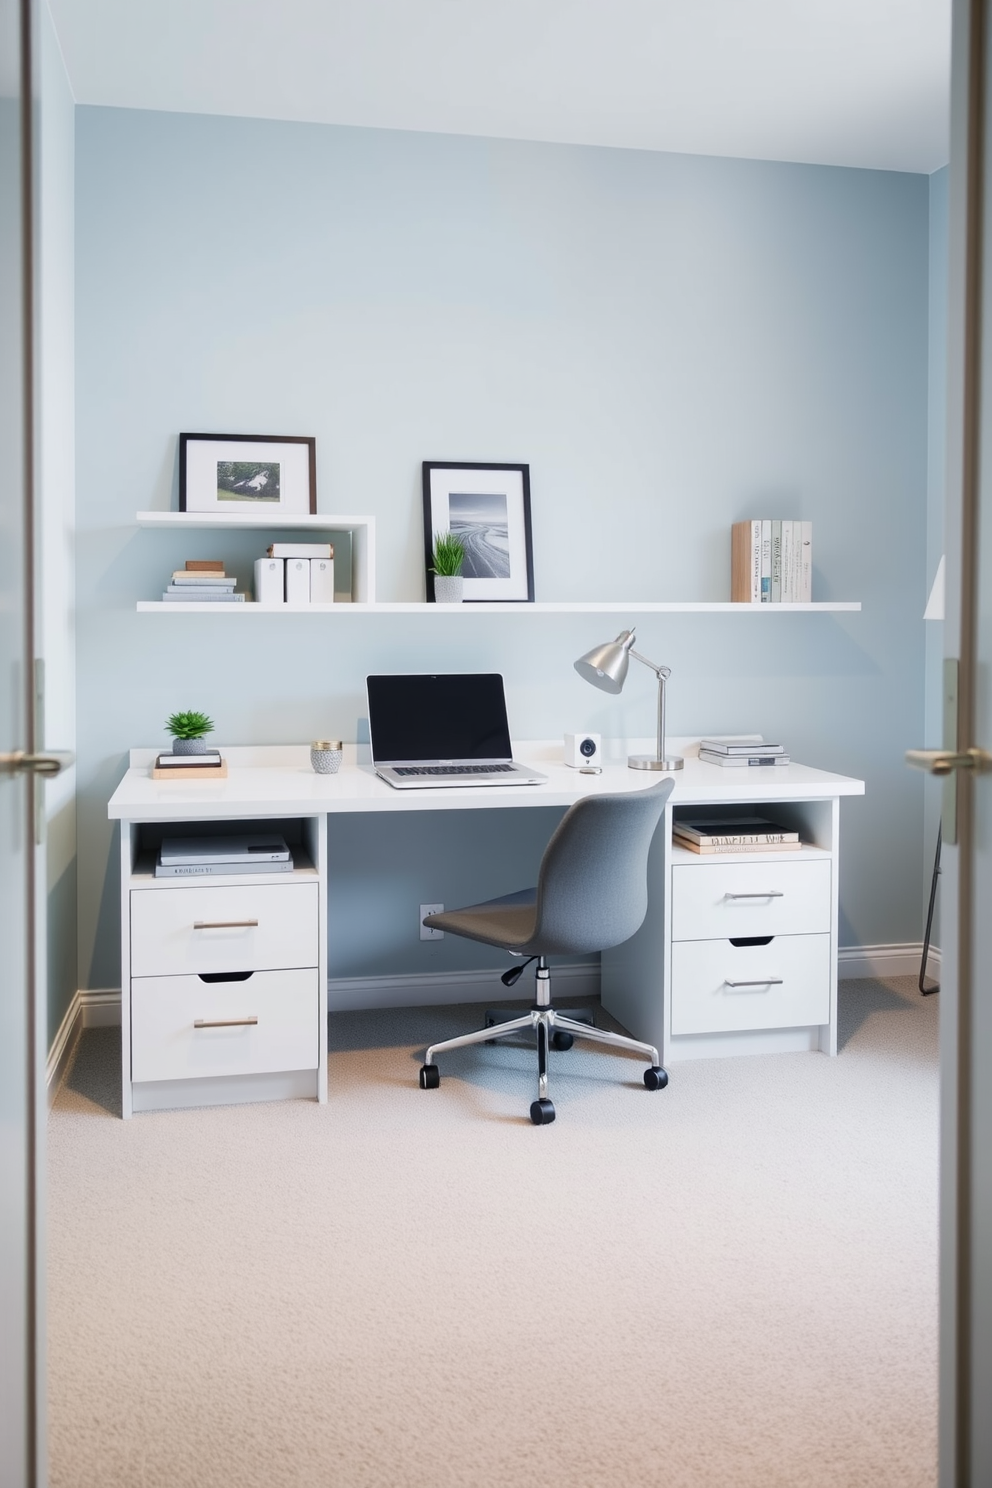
162;560;246;603
731;520;812;603
673;814;801;855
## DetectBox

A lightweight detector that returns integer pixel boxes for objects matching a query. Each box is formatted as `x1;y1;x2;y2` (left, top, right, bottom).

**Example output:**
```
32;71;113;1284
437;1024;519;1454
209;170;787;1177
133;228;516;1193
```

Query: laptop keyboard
393;764;517;777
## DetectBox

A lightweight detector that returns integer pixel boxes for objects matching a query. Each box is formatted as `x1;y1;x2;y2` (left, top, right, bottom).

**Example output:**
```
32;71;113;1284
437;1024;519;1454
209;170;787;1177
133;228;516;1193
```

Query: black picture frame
179;433;317;515
422;461;535;603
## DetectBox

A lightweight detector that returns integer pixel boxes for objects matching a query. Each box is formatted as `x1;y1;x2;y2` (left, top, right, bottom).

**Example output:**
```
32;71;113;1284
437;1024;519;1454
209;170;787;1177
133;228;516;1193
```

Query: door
919;3;992;1482
0;0;42;1480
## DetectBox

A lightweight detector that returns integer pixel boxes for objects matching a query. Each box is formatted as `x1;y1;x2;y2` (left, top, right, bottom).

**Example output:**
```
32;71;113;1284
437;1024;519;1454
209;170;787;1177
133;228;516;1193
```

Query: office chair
419;776;675;1124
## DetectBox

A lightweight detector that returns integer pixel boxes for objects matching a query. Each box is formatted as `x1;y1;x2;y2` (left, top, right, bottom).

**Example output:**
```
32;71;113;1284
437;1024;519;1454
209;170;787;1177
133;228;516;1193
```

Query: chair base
420;958;667;1122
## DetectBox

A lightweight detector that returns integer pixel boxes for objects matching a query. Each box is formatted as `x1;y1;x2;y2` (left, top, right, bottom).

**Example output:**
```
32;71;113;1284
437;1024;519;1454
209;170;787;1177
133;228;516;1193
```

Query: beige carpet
48;976;938;1488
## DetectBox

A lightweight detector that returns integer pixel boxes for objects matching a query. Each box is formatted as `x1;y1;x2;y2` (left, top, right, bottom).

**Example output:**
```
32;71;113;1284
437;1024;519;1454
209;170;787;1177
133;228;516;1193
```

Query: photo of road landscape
449;491;511;579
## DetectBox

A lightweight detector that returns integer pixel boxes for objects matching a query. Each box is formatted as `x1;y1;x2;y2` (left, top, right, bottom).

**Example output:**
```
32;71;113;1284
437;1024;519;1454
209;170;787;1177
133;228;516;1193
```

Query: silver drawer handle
193;919;259;930
724;977;784;988
724;891;784;900
194;1016;258;1029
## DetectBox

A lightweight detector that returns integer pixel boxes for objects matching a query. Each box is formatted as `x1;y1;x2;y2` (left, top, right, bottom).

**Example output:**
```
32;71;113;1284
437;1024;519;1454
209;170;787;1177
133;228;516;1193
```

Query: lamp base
628;754;684;771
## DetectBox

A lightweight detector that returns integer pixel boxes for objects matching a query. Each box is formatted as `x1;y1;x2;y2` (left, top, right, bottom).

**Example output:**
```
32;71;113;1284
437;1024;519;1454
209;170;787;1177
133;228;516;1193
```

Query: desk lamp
574;627;684;771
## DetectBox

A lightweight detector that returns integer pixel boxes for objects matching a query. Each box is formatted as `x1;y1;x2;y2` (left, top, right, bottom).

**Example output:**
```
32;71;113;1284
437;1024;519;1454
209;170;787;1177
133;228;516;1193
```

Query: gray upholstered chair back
530;777;674;955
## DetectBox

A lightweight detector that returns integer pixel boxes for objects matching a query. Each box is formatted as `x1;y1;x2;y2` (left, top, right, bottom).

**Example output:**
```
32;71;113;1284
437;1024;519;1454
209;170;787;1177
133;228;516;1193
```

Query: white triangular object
924;555;945;621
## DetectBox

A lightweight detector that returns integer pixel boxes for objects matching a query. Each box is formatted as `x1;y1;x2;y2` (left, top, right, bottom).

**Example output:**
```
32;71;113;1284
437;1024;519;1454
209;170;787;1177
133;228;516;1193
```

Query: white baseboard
837;943;941;981
327;961;600;1012
46;987;124;1105
51;946;938;1097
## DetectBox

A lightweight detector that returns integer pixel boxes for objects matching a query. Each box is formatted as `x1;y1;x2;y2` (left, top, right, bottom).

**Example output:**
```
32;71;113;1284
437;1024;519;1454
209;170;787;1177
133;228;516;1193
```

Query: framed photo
179;433;316;515
422;462;534;603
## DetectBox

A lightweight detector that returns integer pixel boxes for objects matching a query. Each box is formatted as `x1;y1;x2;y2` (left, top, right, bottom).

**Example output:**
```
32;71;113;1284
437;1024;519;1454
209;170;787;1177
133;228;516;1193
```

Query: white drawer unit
117;813;328;1116
670;934;831;1035
671;858;831;942
130;881;319;977
131;969;319;1083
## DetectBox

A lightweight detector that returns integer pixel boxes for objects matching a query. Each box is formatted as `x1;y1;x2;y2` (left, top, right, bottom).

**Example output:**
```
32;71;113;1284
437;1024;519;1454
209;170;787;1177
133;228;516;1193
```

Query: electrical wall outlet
420;904;444;940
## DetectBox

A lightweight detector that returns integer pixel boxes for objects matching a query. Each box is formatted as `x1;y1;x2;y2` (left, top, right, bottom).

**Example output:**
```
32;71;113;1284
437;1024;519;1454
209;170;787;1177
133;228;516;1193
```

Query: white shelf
135;511;376;602
136;599;861;614
134;516;860;614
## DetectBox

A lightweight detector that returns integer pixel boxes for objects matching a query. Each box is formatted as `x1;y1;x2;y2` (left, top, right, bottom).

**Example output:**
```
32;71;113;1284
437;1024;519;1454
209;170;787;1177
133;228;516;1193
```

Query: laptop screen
367;674;513;762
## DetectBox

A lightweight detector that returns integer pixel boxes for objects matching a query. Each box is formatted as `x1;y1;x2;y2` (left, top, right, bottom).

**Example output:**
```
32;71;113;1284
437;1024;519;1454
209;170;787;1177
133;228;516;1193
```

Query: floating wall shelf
136;600;861;614
134;513;860;615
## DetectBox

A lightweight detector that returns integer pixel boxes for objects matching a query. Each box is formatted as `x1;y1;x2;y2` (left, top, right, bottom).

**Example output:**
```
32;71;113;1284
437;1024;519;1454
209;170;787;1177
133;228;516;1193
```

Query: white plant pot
433;575;464;604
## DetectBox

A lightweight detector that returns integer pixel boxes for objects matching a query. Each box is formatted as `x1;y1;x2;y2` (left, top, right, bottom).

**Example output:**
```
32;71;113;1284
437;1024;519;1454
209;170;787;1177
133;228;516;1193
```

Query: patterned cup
311;740;343;775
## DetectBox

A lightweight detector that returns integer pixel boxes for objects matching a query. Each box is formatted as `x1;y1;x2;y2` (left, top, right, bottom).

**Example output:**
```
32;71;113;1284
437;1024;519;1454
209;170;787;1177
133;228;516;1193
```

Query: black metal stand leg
920;823;941;996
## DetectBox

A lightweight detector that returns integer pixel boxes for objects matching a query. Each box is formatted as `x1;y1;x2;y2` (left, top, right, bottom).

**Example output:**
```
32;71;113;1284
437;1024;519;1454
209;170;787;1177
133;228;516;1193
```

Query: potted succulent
165;709;215;755
431;531;466;603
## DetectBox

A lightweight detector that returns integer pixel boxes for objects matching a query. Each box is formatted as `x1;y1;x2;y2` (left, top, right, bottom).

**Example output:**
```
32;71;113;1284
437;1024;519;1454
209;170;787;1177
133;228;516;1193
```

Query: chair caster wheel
644;1066;668;1091
551;1030;574;1051
419;1064;440;1090
530;1098;556;1125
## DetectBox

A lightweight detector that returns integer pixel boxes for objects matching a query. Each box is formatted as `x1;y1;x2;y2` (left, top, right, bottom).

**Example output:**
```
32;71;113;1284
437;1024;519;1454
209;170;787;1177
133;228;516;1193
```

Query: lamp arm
629;648;671;681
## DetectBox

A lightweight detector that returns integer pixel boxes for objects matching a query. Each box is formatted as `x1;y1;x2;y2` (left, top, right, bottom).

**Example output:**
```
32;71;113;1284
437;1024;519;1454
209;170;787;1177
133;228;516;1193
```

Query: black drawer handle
729;935;774;948
198;971;254;983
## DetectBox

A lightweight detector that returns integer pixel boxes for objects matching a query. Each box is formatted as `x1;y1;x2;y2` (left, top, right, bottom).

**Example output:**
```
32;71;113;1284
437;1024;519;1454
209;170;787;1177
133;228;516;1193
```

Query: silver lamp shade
573;630;635;694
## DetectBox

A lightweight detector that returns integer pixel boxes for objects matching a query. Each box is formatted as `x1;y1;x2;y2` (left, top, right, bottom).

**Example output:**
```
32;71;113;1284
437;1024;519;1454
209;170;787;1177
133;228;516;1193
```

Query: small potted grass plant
431;531;466;603
166;709;215;755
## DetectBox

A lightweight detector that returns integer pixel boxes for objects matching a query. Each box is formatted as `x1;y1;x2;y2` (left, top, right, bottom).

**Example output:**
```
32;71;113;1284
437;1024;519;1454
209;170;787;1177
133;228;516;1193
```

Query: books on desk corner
698;738;790;768
673;815;801;855
151;751;229;780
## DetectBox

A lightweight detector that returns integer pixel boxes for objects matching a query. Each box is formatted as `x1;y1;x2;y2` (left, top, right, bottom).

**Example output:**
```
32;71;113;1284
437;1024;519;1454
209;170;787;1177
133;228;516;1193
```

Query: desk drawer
131;969;319;1082
671;859;830;941
671;934;831;1035
131;882;318;977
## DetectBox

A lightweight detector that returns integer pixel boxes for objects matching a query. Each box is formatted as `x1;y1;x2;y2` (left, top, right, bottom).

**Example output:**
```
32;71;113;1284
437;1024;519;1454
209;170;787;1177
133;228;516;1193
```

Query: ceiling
48;0;951;174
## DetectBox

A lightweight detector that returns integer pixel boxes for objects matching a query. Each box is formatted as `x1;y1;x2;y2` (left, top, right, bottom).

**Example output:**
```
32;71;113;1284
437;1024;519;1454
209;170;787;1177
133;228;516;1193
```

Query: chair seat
425;888;538;951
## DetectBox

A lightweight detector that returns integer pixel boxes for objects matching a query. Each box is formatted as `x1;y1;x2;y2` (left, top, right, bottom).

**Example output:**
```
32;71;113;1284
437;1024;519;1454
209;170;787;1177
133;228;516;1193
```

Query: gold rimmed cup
310;740;343;775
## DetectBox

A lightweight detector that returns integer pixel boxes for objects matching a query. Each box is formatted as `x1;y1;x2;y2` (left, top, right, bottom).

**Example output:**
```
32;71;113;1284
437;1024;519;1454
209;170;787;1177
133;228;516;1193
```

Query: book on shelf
184;560;225;572
170;572;237;586
674;816;799;846
732;519;812;602
699;738;785;756
698;748;790;767
267;542;334;559
161;590;246;602
154;858;293;877
731;520;762;603
674;838;798;855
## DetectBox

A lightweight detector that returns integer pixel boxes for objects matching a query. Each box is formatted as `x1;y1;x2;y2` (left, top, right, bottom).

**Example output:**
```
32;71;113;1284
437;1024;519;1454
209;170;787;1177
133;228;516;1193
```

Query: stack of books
163;560;246;603
673;815;801;855
152;748;228;779
732;520;812;603
699;738;790;768
155;833;293;878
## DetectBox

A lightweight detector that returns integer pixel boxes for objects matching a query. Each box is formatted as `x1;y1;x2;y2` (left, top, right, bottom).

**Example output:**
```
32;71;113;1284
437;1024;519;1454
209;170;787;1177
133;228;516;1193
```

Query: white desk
108;741;864;1115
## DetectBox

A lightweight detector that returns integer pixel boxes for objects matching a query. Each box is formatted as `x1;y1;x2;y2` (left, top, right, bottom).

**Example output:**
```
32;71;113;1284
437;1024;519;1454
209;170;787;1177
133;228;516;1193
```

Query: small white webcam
564;732;602;768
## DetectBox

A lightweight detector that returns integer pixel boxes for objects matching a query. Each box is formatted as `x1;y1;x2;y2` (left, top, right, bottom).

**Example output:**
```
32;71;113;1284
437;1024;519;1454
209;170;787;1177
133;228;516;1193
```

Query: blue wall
75;109;930;990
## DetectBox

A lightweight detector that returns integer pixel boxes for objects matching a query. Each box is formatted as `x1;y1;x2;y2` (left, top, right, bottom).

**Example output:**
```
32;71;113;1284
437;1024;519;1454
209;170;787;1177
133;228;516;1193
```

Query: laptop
367;674;546;790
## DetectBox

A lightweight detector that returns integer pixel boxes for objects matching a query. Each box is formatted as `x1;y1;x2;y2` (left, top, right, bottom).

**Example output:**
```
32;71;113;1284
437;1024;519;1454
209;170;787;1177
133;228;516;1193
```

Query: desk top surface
108;742;865;822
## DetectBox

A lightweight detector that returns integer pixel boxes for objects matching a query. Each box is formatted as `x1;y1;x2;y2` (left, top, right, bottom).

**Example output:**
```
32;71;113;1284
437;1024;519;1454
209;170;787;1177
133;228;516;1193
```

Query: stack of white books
163;562;245;602
155;833;293;878
698;738;790;767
